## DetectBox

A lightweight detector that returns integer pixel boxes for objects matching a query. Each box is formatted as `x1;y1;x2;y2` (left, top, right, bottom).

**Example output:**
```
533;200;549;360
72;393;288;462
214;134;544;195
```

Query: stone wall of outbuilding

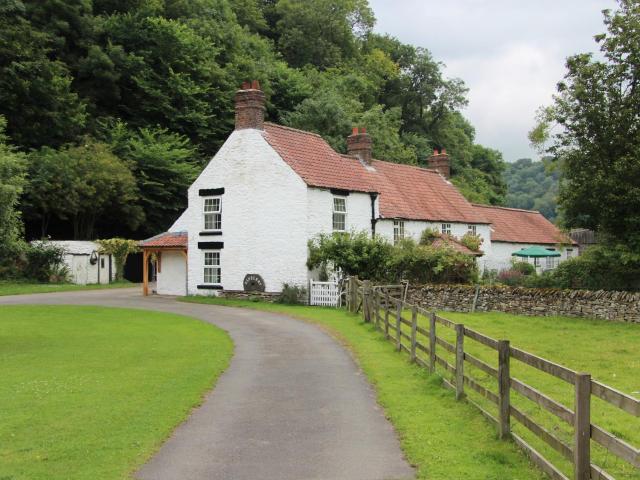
405;284;640;323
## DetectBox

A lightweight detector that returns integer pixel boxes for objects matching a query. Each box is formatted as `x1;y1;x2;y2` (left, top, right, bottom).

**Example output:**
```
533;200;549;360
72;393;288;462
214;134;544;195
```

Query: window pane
333;212;346;231
333;197;346;212
204;198;221;212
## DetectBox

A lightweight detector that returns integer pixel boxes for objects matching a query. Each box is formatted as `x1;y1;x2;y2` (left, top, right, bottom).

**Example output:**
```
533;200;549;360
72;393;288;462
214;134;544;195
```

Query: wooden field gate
346;277;639;480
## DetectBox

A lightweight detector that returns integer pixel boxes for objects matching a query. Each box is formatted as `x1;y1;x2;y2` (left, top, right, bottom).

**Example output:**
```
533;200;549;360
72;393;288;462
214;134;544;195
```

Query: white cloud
368;0;618;161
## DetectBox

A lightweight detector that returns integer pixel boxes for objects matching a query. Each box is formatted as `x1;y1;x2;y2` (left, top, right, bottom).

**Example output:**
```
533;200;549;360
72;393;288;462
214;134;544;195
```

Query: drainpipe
369;193;378;237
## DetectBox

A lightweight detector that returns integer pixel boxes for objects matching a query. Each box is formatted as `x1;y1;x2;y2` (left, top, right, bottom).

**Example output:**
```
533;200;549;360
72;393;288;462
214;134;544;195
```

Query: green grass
0;280;138;296
181;296;547;480
437;310;640;479
0;305;233;480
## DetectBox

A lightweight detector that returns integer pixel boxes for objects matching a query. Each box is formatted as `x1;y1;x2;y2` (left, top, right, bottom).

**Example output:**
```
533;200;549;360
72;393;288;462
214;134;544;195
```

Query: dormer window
204;197;221;231
332;197;347;232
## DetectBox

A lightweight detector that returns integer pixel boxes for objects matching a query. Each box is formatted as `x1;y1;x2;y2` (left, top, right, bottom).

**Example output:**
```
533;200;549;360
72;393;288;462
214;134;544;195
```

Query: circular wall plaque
243;274;265;292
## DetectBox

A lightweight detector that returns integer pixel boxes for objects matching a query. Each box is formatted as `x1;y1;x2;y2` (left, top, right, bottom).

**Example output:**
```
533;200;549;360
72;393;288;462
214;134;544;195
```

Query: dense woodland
504;158;559;221
0;0;507;242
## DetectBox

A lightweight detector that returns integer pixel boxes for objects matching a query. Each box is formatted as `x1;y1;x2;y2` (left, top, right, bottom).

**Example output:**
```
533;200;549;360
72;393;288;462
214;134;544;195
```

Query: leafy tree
24;140;143;239
96;238;139;281
106;122;200;236
0;116;27;276
274;0;375;69
504;158;559;221
0;3;87;149
530;0;640;248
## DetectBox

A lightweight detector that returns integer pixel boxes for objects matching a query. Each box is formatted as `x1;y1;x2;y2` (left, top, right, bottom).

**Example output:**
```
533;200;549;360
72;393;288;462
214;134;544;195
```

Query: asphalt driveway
0;288;414;480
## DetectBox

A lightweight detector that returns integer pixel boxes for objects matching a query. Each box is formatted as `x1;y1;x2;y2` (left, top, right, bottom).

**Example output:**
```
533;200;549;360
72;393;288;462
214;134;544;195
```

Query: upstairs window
203;251;221;284
441;223;452;236
393;220;405;244
333;197;347;231
468;224;477;235
204;197;221;231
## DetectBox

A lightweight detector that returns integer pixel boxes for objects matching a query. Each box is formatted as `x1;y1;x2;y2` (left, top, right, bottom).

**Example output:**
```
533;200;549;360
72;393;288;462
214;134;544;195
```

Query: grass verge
0;305;233;480
0;280;137;296
181;296;546;480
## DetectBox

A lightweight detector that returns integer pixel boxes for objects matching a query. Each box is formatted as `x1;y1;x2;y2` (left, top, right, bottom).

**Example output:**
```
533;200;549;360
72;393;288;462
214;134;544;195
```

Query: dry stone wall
406;284;640;323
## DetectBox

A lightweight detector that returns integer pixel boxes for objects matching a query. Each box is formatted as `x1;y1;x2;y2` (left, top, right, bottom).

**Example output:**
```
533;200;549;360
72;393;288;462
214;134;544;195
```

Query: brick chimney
347;127;372;165
427;148;450;178
235;80;265;130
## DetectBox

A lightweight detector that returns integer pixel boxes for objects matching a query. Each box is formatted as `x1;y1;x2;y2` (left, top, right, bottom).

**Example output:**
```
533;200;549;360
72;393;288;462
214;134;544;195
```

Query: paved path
0;289;414;480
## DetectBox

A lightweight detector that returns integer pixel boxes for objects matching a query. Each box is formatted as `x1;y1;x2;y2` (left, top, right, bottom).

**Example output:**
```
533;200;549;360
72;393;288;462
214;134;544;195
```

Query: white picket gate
309;280;340;307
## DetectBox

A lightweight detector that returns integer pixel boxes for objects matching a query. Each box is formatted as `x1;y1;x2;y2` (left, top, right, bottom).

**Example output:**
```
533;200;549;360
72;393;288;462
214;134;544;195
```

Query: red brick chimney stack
346;127;372;165
235;80;265;130
427;148;450;179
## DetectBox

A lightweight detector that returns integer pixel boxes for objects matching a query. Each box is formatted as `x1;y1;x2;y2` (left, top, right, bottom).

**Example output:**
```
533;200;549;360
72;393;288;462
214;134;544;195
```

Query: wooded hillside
0;0;507;240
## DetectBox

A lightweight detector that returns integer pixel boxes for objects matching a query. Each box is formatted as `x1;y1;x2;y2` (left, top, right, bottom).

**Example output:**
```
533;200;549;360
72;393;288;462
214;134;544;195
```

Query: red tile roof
262;123;488;224
140;231;187;248
472;204;575;245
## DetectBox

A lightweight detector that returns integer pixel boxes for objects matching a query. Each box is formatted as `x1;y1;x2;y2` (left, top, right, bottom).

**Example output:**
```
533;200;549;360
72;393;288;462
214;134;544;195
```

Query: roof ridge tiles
472;203;543;214
264;122;323;138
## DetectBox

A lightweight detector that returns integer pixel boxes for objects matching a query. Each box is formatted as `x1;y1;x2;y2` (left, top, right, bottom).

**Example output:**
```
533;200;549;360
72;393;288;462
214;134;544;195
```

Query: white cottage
140;81;575;296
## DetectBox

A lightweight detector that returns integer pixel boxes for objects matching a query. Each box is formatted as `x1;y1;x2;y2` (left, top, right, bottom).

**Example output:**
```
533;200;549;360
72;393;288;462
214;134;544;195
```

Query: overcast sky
369;0;617;162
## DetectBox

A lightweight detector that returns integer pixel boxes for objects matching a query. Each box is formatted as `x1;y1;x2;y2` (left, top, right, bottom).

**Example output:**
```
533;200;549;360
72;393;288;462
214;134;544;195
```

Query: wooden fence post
410;306;418;363
574;373;591;480
349;276;359;313
429;312;436;373
362;280;372;323
395;300;402;351
455;324;464;400
373;289;379;328
384;292;391;339
498;340;511;439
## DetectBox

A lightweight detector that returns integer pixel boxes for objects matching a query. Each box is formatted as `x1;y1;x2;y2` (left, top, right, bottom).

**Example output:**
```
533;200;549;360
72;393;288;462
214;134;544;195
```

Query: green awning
511;246;561;258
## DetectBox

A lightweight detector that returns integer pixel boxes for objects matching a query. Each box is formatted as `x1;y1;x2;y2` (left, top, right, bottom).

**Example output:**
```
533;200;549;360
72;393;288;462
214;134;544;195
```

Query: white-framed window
393;220;405;244
203;251;221;284
203;197;221;231
533;257;541;268
468;224;476;235
332;197;347;232
546;256;556;269
566;248;574;258
441;223;451;235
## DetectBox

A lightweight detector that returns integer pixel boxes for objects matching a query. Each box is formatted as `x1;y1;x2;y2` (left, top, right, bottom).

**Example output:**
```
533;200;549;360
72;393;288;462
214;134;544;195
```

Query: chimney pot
235;80;265;130
433;148;439;156
347;127;372;165
441;148;446;155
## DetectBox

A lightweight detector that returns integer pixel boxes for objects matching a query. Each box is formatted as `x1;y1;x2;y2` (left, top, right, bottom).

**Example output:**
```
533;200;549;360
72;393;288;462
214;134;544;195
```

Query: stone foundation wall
406;284;640;323
220;290;280;302
220;289;309;305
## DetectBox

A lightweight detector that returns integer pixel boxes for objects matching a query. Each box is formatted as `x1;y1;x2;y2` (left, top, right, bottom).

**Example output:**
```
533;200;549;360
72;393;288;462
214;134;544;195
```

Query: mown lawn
181;296;547;480
0;305;233;480
0;281;137;296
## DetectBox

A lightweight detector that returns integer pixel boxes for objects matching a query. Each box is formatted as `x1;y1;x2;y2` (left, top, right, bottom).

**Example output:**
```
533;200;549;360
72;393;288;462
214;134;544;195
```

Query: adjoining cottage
471;204;577;273
140;81;575;296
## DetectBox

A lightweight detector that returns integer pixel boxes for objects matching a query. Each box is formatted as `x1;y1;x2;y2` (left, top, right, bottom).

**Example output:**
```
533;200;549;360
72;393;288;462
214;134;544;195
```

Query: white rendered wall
157;251;187;295
180;129;309;295
481;242;577;273
306;188;374;237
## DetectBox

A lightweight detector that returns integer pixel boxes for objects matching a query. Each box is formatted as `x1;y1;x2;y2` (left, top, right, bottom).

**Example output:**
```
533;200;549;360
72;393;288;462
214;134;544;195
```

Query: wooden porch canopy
139;231;188;296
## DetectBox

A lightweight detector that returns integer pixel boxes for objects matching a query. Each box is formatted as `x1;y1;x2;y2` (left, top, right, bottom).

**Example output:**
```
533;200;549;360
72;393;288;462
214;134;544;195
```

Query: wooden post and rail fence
347;276;639;480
